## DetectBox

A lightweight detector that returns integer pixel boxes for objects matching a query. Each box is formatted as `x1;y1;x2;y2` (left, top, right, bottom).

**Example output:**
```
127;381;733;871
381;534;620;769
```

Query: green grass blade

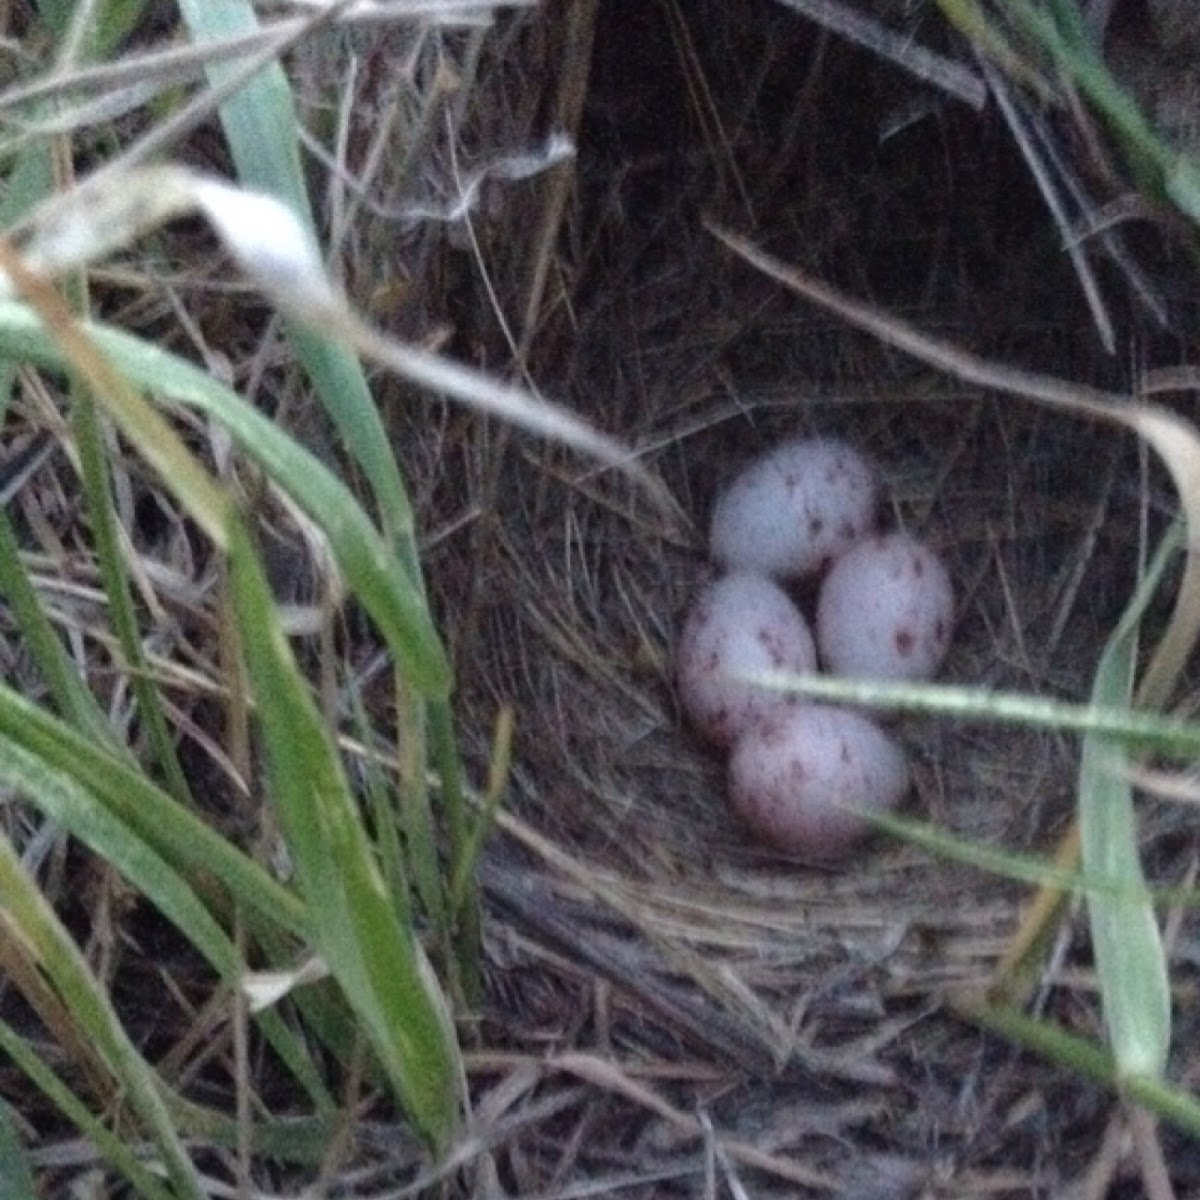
755;668;1200;757
0;1021;174;1200
71;396;193;802
163;1095;346;1167
174;1;313;226
348;687;412;924
176;0;477;974
1079;542;1172;1079
0;733;240;971
0;503;118;749
229;517;463;1153
0;831;206;1199
0;303;450;695
36;0;147;60
0;680;307;940
0;1100;36;1200
394;686;446;933
0;140;54;413
0;728;332;1109
956;998;1200;1139
1000;0;1200;217
865;807;1171;901
174;1;420;553
0;137;54;228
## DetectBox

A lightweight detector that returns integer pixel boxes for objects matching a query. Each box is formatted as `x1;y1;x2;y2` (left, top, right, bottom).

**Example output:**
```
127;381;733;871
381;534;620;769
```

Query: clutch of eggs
677;435;954;859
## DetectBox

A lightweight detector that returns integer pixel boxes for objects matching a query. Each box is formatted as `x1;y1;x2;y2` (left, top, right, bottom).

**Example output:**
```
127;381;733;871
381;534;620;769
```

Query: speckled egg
729;704;909;858
816;531;953;682
676;573;817;746
710;437;880;580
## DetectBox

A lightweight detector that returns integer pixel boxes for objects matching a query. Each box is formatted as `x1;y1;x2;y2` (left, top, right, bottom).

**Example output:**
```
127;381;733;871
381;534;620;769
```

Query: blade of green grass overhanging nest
752;664;1200;758
859;805;1195;904
229;519;463;1153
0;504;120;750
0;832;206;1199
0;729;332;1109
708;225;1200;707
1080;548;1171;1079
176;0;420;558
0;1100;36;1200
0;1022;173;1200
952;998;1200;1139
0;680;307;940
0;300;451;696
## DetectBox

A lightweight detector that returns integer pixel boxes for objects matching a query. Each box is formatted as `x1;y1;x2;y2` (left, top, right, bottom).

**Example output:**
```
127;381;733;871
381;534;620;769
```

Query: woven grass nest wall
6;1;1200;1197
372;0;1200;1194
321;0;1200;1194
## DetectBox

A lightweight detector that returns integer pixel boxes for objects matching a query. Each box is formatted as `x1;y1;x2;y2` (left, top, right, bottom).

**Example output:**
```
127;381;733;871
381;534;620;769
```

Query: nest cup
387;0;1174;1186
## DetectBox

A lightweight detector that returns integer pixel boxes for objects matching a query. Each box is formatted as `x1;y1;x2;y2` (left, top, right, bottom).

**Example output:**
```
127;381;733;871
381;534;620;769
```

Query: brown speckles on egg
709;437;881;578
756;627;780;655
729;705;909;858
816;531;954;683
676;574;817;746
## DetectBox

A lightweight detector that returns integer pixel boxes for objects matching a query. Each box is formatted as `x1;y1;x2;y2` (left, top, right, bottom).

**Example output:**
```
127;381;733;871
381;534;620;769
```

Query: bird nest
336;2;1200;1193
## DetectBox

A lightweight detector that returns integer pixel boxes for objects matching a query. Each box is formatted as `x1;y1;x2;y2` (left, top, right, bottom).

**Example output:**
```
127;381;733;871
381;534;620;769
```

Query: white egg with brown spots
676;573;817;747
816;531;953;682
729;704;909;858
710;436;880;580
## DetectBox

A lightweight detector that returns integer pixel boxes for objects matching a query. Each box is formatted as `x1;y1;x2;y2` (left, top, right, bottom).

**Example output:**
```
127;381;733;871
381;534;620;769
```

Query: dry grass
7;0;1200;1195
